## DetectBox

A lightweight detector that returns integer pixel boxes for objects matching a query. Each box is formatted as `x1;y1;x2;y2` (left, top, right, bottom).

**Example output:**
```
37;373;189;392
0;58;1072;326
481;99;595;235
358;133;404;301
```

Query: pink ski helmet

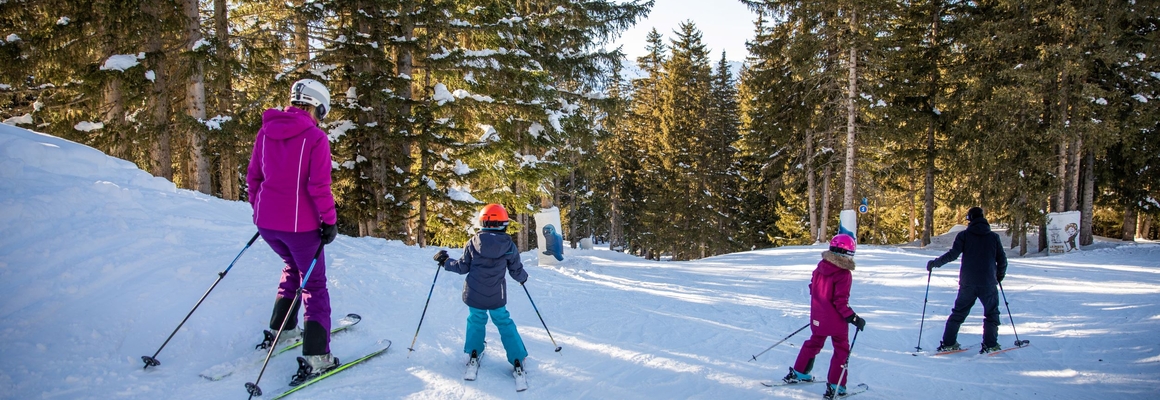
829;234;856;256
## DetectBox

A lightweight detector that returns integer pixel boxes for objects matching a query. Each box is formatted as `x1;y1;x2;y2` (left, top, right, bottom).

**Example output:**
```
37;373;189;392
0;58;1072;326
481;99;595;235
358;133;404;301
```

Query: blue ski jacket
444;230;529;310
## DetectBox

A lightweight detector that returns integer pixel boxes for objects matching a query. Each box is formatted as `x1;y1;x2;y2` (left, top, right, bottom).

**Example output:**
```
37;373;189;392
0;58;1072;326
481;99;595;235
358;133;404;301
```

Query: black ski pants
941;284;1001;348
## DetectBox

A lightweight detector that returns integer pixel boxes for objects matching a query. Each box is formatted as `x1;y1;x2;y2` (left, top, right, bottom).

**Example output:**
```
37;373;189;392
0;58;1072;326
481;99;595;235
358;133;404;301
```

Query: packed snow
0;123;1158;399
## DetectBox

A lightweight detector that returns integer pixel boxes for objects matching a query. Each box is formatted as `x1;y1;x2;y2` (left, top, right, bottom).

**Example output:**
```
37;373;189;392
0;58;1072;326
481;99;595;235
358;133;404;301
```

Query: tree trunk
1067;137;1081;211
569;170;578;248
922;121;936;247
1055;68;1073;212
819;164;833;241
1019;228;1027;256
609;172;623;250
213;0;237;200
842;10;858;211
397;4;417;244
144;0;172;180
103;79;126;158
909;178;916;243
183;0;210;194
97;1;127;160
1080;149;1095;245
293;0;310;64
920;0;942;247
1056;141;1067;212
1038;199;1048;252
1139;215;1153;240
518;211;529;252
806;129;818;243
1122;205;1138;241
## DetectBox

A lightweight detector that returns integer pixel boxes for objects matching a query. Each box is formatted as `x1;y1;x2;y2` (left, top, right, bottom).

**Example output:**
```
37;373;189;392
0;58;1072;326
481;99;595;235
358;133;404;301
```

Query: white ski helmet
289;78;330;119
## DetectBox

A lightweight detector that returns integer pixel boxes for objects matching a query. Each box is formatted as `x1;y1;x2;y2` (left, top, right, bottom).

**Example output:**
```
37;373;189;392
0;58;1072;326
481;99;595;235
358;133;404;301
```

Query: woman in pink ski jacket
246;78;340;384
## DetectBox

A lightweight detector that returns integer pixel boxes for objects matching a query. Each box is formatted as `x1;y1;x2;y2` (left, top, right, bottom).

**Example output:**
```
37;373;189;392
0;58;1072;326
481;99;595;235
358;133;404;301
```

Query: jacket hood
260;107;318;140
966;218;992;235
821;251;856;272
473;231;515;259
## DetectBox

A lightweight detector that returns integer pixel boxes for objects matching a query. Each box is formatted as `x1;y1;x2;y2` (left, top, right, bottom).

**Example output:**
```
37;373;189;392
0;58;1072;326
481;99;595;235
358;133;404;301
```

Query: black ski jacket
932;218;1008;286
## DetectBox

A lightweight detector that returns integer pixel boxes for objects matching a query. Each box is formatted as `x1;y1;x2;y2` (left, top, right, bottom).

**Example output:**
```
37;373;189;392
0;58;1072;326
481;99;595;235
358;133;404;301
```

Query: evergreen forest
2;0;1157;260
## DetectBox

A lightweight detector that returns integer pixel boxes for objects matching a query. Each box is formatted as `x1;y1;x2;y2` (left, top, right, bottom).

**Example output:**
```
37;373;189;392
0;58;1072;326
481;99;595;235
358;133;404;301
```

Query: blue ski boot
781;367;814;384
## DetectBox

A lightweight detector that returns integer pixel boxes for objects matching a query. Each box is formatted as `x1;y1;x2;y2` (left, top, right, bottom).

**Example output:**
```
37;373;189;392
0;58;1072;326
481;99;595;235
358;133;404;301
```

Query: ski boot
936;341;961;352
823;383;847;399
464;350;481;381
290;353;339;386
781;367;814;384
514;358;529;392
256;327;302;350
979;343;1002;354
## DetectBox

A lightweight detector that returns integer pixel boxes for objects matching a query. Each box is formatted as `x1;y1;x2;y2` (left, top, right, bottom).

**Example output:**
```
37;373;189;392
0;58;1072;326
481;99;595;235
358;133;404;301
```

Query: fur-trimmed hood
821;250;856;271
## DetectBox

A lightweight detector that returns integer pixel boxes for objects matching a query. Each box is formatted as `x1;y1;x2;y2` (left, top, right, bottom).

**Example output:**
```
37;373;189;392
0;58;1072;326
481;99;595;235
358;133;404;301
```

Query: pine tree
704;51;742;254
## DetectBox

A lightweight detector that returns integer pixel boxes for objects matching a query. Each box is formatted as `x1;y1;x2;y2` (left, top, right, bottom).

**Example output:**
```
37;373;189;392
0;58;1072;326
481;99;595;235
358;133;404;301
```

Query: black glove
846;314;866;331
926;260;939;272
433;250;449;265
997;273;1005;283
320;222;337;245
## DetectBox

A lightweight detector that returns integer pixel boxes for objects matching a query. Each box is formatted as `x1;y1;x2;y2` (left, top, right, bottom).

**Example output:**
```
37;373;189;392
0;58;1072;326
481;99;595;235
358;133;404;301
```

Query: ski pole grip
246;231;261;246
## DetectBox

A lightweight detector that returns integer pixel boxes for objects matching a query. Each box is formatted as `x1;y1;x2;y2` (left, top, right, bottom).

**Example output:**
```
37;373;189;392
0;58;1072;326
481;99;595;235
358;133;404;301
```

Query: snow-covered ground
1;123;1158;399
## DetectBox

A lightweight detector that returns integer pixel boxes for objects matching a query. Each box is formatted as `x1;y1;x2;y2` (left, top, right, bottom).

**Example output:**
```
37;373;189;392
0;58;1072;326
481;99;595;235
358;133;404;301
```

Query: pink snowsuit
793;251;857;386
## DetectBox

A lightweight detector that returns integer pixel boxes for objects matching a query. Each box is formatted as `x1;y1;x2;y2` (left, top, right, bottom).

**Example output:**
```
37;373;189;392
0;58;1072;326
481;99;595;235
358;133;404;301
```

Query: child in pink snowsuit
783;234;866;399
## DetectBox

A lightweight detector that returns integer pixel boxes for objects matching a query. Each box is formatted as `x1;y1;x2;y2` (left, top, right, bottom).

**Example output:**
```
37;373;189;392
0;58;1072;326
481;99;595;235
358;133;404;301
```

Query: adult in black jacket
927;206;1009;353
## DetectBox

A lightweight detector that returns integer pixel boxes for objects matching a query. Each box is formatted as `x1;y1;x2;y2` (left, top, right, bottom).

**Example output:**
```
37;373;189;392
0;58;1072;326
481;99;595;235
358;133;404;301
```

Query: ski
761;380;820;388
464;352;481;381
267;339;392;400
830;383;869;398
199;313;361;381
514;364;528;392
932;345;975;356
985;343;1030;357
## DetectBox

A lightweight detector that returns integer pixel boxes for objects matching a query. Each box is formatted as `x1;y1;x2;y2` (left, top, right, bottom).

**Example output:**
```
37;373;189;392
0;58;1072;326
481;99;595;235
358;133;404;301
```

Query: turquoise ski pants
465;306;527;366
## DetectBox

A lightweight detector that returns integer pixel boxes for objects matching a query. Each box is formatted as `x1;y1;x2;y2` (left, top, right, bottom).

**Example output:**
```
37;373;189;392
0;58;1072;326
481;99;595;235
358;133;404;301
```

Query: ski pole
914;268;933;353
750;323;809;362
522;282;562;352
246;242;324;399
836;328;860;390
998;282;1029;347
406;262;444;357
141;232;261;369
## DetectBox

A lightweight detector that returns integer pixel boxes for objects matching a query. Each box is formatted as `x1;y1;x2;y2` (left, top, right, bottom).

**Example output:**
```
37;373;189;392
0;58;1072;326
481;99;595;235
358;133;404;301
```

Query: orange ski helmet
479;203;509;228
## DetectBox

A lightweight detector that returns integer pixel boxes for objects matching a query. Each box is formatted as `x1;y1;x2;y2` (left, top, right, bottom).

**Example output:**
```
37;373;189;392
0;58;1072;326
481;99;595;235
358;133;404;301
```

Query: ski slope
1;123;1158;399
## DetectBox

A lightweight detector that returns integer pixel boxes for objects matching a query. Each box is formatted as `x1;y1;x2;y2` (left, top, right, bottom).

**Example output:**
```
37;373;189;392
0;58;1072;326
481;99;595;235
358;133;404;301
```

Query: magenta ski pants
794;332;851;386
259;228;332;341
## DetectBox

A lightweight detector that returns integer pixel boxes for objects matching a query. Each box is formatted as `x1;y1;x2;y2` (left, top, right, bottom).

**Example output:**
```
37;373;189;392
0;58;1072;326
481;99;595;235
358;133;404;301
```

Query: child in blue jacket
434;203;529;371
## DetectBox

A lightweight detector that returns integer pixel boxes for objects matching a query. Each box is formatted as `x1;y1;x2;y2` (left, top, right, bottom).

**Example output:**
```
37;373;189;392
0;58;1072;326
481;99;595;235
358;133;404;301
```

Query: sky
2;121;1159;399
611;0;759;62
